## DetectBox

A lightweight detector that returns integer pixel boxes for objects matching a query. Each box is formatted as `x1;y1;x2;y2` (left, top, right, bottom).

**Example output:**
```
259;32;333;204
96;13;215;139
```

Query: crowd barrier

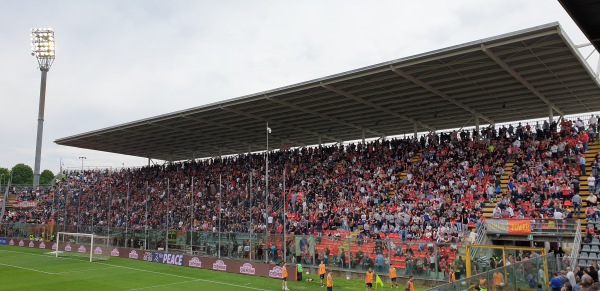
0;222;466;281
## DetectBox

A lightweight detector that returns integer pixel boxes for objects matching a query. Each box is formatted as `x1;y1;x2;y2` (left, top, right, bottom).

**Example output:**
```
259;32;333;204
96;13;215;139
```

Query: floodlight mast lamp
31;28;55;189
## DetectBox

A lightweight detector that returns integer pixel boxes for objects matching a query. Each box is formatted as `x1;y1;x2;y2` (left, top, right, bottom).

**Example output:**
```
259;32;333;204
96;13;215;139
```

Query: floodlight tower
31;28;55;188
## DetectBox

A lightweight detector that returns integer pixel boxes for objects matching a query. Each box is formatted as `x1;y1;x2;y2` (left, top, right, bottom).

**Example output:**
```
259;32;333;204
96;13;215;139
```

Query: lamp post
31;28;55;189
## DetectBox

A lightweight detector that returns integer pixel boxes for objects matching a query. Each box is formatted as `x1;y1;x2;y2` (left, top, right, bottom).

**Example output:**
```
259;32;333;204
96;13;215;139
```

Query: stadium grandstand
2;21;600;289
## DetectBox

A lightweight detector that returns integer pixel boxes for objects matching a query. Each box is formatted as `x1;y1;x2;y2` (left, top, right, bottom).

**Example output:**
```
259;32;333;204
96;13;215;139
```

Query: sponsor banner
268;266;283;278
128;250;139;259
239;263;256;275
212;259;228;271
94;247;104;255
188;257;202;268
485;219;532;234
12;201;38;209
110;248;120;257
0;238;7;245
152;252;184;266
142;251;154;262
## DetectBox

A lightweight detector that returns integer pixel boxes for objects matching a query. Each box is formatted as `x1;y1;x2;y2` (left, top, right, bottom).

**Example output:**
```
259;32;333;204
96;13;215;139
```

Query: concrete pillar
548;105;554;123
318;135;322;146
475;113;480;141
361;129;366;144
413;123;418;139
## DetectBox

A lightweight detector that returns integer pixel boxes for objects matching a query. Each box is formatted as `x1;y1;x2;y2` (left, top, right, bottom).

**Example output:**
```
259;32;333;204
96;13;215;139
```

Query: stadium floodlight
31;27;56;188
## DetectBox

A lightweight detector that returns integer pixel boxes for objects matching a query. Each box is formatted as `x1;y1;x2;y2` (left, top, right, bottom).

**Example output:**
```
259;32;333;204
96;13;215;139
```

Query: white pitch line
100;263;270;291
56;266;119;274
126;279;202;290
0;249;270;291
0;262;55;275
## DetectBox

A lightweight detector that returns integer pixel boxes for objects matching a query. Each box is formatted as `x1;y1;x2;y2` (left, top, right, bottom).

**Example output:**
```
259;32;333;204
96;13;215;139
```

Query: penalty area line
0;262;55;275
126;279;202;290
97;263;270;291
0;249;269;291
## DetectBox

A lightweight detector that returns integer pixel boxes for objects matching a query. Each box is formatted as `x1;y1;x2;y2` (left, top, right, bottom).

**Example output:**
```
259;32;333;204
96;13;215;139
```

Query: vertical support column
248;144;252;154
361;129;366;144
548;105;554;123
318;135;322;146
475;113;480;141
413;123;418;139
147;158;151;167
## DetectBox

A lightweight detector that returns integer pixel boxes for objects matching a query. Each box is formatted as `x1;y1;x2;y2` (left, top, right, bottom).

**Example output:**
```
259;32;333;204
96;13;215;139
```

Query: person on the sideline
326;269;333;291
282;262;289;291
365;267;374;291
319;260;326;287
406;275;415;291
390;265;398;288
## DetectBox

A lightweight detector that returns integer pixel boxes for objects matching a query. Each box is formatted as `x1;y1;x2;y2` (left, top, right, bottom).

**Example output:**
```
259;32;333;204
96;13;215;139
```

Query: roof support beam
481;44;565;116
266;97;385;137
391;68;495;125
178;114;294;148
148;122;249;156
321;84;436;131
220;107;342;144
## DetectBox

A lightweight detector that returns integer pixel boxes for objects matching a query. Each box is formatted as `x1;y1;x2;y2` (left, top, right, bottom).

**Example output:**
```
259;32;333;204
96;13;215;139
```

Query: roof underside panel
55;23;600;161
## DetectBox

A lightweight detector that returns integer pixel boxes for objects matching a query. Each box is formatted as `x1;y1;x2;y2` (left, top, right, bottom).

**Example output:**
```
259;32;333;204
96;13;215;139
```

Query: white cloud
0;0;596;172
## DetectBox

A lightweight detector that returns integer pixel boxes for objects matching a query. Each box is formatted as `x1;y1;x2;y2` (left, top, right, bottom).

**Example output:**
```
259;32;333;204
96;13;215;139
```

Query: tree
0;167;9;185
11;164;33;185
39;169;55;185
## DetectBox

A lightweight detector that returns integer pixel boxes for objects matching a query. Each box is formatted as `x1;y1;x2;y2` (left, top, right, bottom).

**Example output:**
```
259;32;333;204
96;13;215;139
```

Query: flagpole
126;183;130;248
191;176;194;253
108;184;112;238
249;170;253;261
144;181;148;250
283;166;286;263
265;122;269;264
219;174;222;258
166;178;170;253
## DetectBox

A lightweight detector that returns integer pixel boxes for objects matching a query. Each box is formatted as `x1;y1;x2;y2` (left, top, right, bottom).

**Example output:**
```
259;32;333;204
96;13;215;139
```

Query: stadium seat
580;252;589;259
583;245;591;252
592;245;600;253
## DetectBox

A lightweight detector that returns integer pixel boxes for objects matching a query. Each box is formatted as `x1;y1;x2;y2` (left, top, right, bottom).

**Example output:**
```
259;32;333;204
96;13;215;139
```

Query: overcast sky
0;0;598;173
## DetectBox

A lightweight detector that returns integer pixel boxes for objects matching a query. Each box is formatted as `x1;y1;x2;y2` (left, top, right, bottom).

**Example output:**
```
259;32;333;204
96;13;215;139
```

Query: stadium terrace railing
426;252;561;291
0;222;465;281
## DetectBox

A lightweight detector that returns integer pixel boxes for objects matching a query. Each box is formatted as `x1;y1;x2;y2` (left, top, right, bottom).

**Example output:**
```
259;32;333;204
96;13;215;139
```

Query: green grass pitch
0;245;428;290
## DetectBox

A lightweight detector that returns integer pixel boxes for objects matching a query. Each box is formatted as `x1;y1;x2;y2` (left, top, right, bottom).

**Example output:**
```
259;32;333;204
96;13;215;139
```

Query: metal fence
426;252;562;291
0;222;465;280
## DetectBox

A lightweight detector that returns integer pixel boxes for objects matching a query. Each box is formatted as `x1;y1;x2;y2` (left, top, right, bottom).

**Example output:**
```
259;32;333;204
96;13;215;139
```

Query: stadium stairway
578;142;600;232
578;142;600;266
397;150;422;185
482;161;515;218
5;196;16;208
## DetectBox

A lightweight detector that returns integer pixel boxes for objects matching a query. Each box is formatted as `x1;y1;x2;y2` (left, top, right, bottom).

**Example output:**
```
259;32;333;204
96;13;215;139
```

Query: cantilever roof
558;0;600;52
56;22;600;161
